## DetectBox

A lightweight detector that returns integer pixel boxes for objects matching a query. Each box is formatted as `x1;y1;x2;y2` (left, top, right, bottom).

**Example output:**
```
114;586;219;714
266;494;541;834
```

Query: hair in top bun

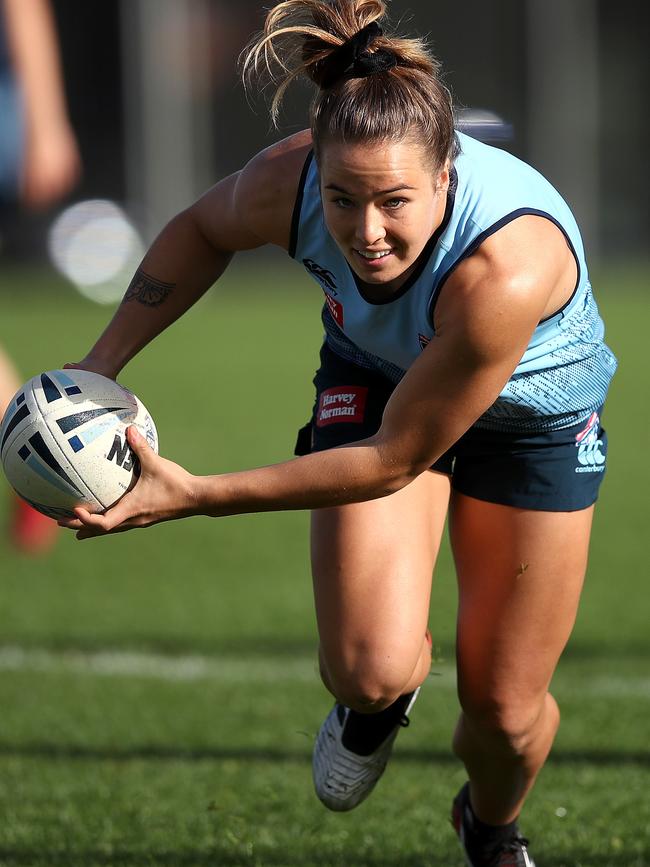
242;0;457;169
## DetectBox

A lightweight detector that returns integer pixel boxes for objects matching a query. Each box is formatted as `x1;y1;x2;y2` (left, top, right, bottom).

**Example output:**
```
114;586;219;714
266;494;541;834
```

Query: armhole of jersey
288;150;314;260
427;207;581;328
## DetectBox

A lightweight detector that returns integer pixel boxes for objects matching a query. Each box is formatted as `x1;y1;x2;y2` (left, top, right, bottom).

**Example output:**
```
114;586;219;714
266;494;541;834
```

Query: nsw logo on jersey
316;386;368;427
575;411;606;473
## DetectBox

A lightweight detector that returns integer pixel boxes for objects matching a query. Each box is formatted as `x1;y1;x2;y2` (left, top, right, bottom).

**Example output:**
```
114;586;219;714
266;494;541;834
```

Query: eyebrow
324;183;417;196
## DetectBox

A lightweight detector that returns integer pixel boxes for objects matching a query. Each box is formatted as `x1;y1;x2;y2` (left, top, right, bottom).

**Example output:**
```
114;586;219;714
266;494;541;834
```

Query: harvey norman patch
317;386;368;427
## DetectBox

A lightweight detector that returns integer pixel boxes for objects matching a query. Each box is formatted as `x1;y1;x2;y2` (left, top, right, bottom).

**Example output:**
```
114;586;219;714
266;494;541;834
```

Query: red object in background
10;497;59;554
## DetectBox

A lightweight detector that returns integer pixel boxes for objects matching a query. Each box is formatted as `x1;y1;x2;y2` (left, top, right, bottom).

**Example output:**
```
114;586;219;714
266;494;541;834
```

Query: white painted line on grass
0;647;647;698
0;646;320;684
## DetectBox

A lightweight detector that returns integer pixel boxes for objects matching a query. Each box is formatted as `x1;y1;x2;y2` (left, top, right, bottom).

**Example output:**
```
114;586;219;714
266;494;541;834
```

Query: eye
384;198;407;210
332;197;354;209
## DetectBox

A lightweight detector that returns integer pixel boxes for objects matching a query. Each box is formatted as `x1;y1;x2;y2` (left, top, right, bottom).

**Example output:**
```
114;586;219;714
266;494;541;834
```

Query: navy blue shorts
294;344;608;512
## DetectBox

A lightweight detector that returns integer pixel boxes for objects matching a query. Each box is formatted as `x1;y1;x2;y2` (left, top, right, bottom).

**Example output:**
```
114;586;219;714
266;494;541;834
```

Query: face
319;136;449;294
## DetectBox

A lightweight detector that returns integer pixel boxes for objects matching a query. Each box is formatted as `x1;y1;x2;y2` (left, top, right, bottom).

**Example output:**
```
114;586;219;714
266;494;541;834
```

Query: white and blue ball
0;369;158;519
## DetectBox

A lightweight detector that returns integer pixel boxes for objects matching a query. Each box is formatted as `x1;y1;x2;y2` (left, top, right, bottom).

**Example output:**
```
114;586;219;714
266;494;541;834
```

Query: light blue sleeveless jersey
290;132;617;432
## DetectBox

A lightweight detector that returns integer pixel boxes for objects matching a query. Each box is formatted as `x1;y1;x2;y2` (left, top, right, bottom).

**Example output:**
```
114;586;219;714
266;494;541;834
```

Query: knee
456;692;557;757
320;649;419;713
327;669;406;713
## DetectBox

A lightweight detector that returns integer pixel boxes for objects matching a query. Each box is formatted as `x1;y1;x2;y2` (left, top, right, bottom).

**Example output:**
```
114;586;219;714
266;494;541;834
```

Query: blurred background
1;0;648;264
0;2;648;865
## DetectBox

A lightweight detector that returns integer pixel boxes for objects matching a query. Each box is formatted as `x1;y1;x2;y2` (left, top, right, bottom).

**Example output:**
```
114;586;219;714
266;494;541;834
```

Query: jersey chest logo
302;258;344;327
303;258;337;293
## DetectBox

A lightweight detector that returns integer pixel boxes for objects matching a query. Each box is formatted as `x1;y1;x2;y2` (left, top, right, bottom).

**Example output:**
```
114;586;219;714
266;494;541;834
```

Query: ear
435;160;451;194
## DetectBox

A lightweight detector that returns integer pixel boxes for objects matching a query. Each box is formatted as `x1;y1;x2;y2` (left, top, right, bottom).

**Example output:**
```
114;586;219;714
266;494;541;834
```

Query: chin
360;270;395;284
347;257;405;280
358;264;412;287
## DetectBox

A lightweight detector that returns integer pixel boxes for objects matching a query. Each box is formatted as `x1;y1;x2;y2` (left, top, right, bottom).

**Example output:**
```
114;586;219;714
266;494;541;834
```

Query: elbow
374;448;430;498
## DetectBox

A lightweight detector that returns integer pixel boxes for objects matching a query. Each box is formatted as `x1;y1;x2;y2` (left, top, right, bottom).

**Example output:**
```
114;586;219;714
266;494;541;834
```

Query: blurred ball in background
47;200;143;305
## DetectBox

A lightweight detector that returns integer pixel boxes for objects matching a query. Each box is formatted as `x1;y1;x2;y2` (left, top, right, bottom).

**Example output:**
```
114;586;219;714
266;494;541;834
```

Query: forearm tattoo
124;269;175;307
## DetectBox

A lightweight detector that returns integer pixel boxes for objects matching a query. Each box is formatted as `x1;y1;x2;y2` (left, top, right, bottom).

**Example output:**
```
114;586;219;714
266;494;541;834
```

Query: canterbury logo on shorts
575;411;606;473
316;386;368;427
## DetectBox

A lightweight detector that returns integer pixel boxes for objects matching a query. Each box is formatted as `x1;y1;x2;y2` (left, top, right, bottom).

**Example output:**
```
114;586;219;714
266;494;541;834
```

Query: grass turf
0;261;648;866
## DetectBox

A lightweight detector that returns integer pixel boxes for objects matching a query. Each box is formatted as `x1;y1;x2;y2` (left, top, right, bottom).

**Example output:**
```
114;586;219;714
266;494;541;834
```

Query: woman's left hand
58;426;200;539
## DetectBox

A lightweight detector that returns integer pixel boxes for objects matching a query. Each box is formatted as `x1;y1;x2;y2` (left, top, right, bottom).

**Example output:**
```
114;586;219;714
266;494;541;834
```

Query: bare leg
449;492;594;824
311;470;450;712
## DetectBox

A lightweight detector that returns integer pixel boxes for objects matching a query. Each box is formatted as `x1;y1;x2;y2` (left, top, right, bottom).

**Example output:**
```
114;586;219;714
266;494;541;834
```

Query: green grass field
0;261;648;866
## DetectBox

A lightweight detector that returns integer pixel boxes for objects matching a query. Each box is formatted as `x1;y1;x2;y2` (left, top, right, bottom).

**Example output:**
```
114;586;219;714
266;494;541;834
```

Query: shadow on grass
538;857;649;867
0;849;449;867
0;742;648;767
0;848;646;867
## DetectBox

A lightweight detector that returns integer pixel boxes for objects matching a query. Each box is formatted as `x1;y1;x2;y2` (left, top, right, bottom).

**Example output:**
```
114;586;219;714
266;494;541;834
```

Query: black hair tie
315;21;397;89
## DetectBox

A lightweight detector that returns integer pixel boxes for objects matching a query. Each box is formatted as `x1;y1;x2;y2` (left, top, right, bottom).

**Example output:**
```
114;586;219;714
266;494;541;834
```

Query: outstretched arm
62;215;571;538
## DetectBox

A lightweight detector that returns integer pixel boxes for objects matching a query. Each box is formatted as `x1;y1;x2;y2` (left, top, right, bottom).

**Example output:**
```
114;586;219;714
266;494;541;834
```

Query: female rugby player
61;2;617;864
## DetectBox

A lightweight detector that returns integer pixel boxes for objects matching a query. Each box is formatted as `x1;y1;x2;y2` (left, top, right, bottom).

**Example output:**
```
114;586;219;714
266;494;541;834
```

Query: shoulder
453;216;570;295
436;216;575;355
234;130;313;249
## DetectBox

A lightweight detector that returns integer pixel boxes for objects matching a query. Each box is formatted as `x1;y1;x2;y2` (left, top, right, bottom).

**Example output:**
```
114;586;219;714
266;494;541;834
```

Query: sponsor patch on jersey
575;411;606;473
324;293;344;328
316;386;368;427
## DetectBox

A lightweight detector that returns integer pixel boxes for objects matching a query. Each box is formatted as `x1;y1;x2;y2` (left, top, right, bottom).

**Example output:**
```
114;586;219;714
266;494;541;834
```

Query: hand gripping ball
0;369;158;519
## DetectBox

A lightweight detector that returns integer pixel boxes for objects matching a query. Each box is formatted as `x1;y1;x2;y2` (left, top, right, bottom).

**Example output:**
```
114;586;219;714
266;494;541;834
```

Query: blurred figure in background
0;0;81;552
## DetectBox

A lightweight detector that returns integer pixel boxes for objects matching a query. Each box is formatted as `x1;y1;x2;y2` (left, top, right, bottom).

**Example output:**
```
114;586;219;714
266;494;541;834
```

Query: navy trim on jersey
538;220;581;323
288;150;315;259
350;167;458;306
427;207;581;328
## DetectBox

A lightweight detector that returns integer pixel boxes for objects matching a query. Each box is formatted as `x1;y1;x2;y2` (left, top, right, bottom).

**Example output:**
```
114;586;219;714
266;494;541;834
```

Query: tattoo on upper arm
124;269;175;307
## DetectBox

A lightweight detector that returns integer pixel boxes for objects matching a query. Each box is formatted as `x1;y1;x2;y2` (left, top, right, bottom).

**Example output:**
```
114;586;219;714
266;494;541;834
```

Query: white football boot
312;688;420;811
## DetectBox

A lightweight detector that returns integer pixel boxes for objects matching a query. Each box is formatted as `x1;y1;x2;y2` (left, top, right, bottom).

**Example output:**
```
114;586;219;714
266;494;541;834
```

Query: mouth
353;248;394;264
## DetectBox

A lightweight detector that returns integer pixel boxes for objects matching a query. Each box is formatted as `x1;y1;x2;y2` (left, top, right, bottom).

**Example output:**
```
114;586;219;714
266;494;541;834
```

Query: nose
354;206;386;247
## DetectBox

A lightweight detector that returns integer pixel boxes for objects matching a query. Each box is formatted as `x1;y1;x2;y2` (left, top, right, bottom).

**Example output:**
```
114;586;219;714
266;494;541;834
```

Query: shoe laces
489;834;531;867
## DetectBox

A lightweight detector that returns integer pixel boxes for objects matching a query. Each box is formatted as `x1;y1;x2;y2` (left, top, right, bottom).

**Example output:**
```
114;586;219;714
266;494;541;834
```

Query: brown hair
242;0;458;170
